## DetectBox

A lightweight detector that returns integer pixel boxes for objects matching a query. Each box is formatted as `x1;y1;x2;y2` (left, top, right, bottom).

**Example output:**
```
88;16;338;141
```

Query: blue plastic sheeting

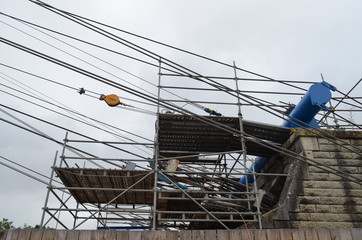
239;81;336;185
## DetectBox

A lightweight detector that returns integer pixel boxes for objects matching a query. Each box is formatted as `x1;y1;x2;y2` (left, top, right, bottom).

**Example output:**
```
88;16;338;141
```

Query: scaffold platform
158;114;291;158
55;168;154;204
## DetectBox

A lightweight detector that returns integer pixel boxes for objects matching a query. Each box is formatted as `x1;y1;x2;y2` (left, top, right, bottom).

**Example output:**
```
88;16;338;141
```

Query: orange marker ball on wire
99;94;121;107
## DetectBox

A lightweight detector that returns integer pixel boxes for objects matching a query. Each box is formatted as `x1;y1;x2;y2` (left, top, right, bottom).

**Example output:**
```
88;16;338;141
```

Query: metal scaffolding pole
40;151;58;228
152;58;162;230
60;132;68;167
233;61;252;214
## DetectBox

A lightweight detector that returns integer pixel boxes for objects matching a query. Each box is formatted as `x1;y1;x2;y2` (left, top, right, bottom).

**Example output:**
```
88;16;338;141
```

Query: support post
40;150;58;228
152;58;162;230
60;132;68;167
233;61;252;212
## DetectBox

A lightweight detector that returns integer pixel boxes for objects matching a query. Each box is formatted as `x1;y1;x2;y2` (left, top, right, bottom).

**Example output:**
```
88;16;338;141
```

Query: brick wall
259;129;362;229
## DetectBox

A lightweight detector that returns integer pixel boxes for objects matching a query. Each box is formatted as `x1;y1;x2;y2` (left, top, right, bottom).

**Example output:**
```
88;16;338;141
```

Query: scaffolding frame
40;62;296;230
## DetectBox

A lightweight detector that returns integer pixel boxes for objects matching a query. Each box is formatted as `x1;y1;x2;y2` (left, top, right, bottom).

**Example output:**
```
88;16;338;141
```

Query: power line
0;155;63;185
26;0;310;118
2;29;359;158
2;66;160;139
0;18;158;98
8;1;359;134
0;88;153;160
0;13;292;116
0;9;311;125
320;78;362;123
0;11;181;75
0;75;156;144
30;0;310;91
2;35;360;159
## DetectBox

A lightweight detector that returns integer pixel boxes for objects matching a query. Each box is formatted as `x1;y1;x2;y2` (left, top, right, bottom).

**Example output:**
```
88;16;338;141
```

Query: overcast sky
1;0;362;229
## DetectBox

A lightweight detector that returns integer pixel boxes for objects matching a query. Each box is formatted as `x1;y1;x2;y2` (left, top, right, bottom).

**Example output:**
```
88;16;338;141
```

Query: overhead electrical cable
0;114;100;169
0;81;156;162
331;111;361;130
319;78;362;123
0;107;107;169
26;1;317;123
330;99;362;111
0;18;158;98
0;88;153;160
2;13;362;174
0;73;154;143
0;155;63;185
336;88;362;106
0;63;158;114
0;14;198;115
2;3;361;228
26;0;301;108
1;51;360;187
0;62;78;91
0;156;51;185
0;107;148;170
0;11;317;116
19;3;295;119
2;28;360;160
0;156;71;195
0;11;182;75
30;0;311;91
0;63;155;141
0;10;303;118
20;1;361;135
1;36;360;158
